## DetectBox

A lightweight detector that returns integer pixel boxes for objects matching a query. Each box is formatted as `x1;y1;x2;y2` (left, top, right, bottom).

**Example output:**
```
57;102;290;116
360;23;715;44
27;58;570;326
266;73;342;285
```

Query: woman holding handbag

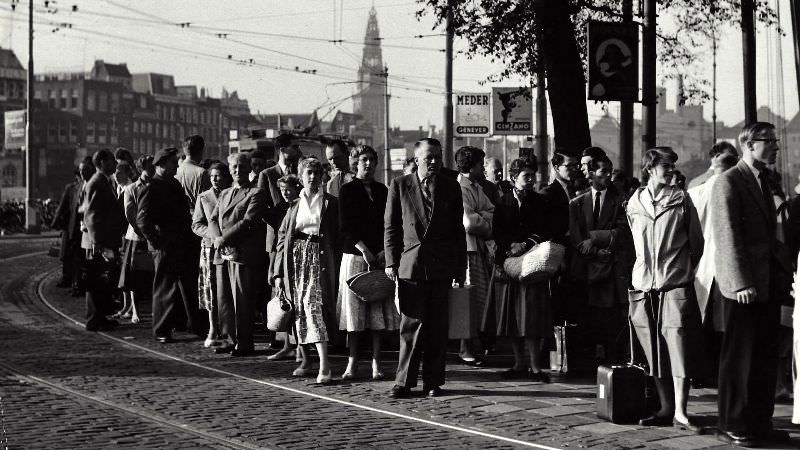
191;162;231;348
336;145;399;381
491;157;554;382
274;157;341;384
626;147;703;432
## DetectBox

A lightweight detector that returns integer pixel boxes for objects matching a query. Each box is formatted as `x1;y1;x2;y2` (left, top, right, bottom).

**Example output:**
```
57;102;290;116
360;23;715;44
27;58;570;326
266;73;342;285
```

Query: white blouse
295;190;322;235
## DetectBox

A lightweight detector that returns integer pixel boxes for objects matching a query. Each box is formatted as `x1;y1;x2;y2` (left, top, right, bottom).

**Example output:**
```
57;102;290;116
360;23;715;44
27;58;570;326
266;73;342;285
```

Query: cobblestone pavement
1;241;799;449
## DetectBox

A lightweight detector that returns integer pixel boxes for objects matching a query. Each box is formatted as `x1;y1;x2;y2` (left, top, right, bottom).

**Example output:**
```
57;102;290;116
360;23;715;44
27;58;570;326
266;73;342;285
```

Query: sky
1;0;799;132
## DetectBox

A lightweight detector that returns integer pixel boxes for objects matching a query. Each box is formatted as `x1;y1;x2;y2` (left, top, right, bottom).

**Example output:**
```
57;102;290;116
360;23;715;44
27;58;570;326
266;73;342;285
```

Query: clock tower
353;6;386;149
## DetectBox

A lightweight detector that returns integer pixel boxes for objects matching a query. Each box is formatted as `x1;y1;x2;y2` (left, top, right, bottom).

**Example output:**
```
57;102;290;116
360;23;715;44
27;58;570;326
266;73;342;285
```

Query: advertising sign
454;92;491;137
4;110;25;150
587;21;639;102
492;87;532;135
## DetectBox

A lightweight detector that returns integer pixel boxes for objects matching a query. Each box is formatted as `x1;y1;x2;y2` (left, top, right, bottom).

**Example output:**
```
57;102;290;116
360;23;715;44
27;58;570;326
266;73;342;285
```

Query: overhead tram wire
185;1;418;25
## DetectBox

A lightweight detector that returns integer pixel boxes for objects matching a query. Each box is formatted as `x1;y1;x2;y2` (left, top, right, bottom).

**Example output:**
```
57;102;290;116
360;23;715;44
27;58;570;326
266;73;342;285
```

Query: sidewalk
38;263;800;450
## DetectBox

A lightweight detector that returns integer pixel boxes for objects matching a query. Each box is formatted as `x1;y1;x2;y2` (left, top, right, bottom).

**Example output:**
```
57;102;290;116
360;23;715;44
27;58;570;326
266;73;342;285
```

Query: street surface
0;235;798;449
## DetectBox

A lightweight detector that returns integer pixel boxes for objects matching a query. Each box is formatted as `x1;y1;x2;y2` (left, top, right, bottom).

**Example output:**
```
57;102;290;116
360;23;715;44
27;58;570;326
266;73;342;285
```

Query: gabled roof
100;61;130;77
0;48;24;71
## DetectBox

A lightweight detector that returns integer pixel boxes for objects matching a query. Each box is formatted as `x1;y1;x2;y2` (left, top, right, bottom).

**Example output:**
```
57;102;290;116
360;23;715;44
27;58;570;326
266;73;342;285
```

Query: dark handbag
266;288;294;332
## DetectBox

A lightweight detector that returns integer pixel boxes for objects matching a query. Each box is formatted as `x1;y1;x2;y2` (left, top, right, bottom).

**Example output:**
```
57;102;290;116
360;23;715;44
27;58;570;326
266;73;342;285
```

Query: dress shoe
717;430;758;447
231;347;254;357
458;356;484;367
673;417;702;434
214;344;235;354
316;370;332;384
424;386;444;397
155;335;174;344
389;385;411;399
638;414;673;427
754;428;791;442
529;370;551;383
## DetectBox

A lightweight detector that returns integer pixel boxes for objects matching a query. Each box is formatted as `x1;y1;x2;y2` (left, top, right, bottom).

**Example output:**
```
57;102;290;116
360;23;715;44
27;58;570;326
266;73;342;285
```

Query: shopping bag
448;284;473;339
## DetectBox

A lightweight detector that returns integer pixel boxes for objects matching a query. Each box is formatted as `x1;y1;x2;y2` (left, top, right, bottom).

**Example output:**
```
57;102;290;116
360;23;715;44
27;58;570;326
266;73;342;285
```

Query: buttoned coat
84;172;126;250
257;164;288;252
191;188;220;247
569;188;632;307
274;193;341;343
541;180;571;246
52;180;83;258
208;183;268;267
711;159;793;301
384;173;467;281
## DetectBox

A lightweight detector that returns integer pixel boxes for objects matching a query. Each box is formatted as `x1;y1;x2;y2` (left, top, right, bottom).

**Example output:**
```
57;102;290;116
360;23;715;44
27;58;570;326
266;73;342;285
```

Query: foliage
417;0;780;104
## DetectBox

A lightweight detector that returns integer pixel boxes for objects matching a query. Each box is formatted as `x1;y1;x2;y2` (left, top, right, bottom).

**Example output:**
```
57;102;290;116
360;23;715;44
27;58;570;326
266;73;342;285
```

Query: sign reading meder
4;110;26;150
454;93;491;137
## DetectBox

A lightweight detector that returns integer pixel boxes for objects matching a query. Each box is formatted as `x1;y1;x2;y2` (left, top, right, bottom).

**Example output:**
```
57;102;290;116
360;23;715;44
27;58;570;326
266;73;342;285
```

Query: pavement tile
526;405;587;417
573;422;638;434
650;436;724;450
473;403;524;415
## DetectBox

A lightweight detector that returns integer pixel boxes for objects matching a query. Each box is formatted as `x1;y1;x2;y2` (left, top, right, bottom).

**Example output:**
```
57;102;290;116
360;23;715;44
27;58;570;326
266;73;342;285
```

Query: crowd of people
49;122;799;447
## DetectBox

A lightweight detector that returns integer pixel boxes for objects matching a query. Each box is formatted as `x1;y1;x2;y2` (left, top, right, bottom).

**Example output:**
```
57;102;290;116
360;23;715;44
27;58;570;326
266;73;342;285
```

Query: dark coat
339;178;388;256
541;180;571;246
84;172;126;250
208;183;268;267
569;188;632;307
492;191;553;266
136;174;193;269
384;173;467;281
711;159;793;301
275;193;341;343
257;164;288;251
52;180;83;257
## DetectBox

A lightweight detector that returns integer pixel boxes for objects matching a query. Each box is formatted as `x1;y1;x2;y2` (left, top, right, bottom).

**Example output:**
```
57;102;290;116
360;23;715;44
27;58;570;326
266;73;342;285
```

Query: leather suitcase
596;364;646;423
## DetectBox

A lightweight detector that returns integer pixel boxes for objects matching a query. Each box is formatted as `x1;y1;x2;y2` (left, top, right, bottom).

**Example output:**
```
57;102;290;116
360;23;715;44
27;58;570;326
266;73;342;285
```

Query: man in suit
52;162;91;289
711;122;793;447
324;139;352;197
687;141;739;189
568;156;631;364
258;134;300;207
385;138;467;398
209;152;268;356
83;149;127;332
137;148;202;343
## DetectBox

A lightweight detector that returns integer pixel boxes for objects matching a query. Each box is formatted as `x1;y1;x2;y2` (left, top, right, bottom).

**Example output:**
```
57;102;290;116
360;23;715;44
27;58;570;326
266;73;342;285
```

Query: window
47;123;57;141
98;92;108;112
147;122;153;135
69;121;78;143
2;164;18;187
34;88;41;99
139;96;147;109
110;92;120;113
156;104;162;119
87;91;96;110
48;89;57;109
133;121;139;133
59;121;68;142
98;122;107;144
70;89;78;108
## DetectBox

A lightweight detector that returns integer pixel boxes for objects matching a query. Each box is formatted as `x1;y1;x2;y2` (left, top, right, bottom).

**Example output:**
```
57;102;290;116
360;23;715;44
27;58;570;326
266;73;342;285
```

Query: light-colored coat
208;183;267;267
191;188;220;247
688;174;717;318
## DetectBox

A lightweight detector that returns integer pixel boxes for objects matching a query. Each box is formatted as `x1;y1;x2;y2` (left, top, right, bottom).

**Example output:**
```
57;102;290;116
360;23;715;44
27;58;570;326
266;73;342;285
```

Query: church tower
353;6;386;149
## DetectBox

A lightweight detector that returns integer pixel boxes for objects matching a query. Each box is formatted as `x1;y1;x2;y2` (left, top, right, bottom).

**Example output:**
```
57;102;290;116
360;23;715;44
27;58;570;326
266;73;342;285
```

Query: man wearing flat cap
137;147;205;343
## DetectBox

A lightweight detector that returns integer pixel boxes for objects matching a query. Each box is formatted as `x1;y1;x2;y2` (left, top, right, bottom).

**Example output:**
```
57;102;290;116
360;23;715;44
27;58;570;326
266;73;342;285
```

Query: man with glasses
711;122;792;446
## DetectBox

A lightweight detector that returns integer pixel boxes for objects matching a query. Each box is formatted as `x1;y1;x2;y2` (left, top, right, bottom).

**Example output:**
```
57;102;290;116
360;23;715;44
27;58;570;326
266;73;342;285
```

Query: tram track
13;251;561;450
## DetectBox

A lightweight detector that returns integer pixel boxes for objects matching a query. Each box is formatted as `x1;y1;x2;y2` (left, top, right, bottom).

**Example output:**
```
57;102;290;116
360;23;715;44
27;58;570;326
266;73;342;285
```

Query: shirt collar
744;158;762;180
300;189;321;203
590;186;607;200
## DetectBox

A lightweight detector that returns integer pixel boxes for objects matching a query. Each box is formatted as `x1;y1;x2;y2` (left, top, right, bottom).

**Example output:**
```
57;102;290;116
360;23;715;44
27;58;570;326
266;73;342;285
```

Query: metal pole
712;25;718;142
383;66;391;184
443;1;454;168
742;0;757;125
619;0;634;177
502;135;508;180
789;0;800;121
25;0;38;233
641;0;657;155
535;68;549;179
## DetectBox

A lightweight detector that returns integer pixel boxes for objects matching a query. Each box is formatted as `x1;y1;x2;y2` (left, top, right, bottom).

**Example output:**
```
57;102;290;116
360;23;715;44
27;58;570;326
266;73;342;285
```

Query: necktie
593;191;602;226
757;170;776;221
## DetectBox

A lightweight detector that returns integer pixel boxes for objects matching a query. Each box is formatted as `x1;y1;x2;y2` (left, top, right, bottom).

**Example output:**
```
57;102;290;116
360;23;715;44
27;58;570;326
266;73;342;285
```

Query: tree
417;0;779;157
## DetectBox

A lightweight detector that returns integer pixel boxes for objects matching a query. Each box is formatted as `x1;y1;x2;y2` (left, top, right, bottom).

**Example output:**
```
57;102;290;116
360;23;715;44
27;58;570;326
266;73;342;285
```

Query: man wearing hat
137;147;205;343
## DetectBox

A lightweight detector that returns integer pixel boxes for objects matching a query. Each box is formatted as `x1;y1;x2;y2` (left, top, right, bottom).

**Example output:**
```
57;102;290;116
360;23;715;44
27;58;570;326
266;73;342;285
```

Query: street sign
454;92;491;137
4;110;25;150
492;87;532;135
587;21;639;102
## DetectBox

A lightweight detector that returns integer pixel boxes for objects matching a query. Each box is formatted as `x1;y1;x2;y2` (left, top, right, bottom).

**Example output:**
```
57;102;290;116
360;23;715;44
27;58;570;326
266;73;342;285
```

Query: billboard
587;21;639;102
454;92;491;137
4;110;25;150
492;87;532;135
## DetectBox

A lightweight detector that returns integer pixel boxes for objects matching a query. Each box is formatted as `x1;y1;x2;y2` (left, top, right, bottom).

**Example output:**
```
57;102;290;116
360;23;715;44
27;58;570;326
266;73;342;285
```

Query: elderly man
385;138;467;398
83;149;127;331
209;152;268;356
324;139;352;197
711;122;793;447
138;148;202;343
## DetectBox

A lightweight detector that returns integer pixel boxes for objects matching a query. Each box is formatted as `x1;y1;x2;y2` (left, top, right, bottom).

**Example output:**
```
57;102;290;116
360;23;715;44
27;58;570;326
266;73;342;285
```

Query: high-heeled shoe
371;362;385;380
131;316;140;324
292;366;311;377
341;368;357;380
316;370;332;384
267;348;296;361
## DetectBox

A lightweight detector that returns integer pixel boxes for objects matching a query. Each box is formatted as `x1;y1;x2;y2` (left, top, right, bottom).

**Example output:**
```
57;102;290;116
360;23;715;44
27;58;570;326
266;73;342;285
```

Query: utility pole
641;0;657;156
742;0;757;125
712;4;718;142
790;0;800;115
443;1;454;168
535;66;549;179
619;0;634;177
25;0;38;233
383;66;391;184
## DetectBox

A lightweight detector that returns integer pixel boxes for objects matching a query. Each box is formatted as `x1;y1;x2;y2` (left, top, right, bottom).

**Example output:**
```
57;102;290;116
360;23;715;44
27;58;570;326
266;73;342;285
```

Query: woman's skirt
490;266;551;339
336;253;400;332
198;244;216;311
466;250;490;336
292;239;329;344
118;239;149;290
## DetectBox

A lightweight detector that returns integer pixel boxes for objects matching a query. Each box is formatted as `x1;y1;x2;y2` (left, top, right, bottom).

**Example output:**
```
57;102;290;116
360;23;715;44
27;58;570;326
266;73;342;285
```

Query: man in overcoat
137;148;202;342
210;153;268;356
384;138;467;398
711;122;793;447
